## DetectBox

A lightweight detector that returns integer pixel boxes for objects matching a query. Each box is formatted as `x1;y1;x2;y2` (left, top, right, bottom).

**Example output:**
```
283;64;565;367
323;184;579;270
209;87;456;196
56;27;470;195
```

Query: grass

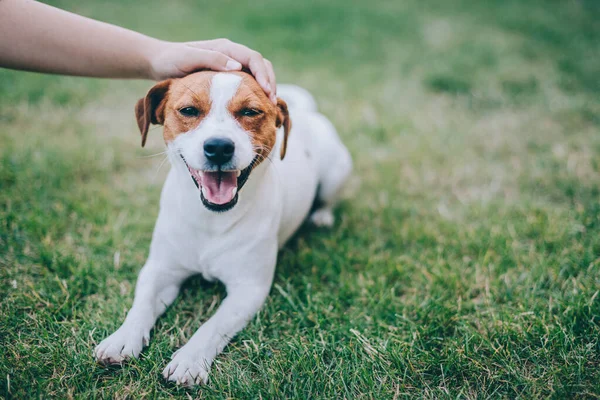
1;0;600;398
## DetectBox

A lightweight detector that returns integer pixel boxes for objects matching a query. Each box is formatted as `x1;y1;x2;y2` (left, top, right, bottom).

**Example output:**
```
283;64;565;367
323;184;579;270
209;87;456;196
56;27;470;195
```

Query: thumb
189;49;242;72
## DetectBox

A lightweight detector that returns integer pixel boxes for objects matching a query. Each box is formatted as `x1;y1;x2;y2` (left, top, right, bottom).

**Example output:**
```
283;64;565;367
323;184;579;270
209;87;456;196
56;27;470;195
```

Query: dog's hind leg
310;145;352;227
94;258;189;365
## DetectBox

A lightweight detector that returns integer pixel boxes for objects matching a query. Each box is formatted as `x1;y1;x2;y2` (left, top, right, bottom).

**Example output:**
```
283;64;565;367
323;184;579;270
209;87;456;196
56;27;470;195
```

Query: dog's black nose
204;137;235;165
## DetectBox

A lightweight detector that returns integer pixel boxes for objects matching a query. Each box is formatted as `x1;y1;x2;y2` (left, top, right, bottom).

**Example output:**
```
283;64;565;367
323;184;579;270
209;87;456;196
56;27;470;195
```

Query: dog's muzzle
180;155;256;212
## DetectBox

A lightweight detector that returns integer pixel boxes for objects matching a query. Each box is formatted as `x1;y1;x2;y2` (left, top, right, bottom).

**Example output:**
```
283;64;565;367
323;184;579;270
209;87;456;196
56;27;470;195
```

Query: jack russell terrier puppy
93;71;352;386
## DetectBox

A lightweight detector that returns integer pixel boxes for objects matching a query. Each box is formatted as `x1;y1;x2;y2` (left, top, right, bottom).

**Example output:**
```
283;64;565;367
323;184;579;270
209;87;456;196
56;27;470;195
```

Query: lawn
1;0;600;398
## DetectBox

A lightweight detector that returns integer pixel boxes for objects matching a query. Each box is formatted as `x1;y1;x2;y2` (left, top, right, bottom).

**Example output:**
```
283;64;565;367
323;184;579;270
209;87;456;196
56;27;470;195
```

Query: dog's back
276;84;319;113
273;84;352;242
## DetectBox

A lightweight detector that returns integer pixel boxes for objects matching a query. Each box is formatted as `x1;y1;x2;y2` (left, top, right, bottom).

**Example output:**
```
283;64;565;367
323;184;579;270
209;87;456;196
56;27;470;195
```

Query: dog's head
135;71;290;212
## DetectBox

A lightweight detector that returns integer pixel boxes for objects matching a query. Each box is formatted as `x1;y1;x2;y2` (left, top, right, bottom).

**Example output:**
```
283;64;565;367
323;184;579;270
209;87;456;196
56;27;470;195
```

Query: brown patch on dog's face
135;71;290;162
160;72;216;143
135;72;216;146
227;73;280;164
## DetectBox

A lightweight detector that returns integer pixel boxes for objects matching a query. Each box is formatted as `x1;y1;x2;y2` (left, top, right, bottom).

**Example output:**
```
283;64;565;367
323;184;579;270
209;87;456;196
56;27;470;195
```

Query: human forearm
0;0;277;100
0;0;160;79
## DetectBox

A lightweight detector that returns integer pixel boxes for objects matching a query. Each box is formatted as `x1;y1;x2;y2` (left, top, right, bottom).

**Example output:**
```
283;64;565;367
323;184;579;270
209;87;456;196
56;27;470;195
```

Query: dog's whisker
154;155;170;177
251;146;277;166
148;125;163;133
138;151;168;159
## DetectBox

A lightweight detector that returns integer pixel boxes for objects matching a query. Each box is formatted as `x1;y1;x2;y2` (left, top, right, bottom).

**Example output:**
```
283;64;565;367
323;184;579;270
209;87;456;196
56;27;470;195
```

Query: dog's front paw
94;326;149;365
162;349;212;386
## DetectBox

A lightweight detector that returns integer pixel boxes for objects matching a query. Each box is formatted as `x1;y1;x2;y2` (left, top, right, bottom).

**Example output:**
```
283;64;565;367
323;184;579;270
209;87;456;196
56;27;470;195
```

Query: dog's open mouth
181;156;255;212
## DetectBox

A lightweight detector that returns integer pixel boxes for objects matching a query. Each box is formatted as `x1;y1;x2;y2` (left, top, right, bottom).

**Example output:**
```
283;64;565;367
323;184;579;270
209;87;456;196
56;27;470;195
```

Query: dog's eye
240;108;262;117
179;107;200;117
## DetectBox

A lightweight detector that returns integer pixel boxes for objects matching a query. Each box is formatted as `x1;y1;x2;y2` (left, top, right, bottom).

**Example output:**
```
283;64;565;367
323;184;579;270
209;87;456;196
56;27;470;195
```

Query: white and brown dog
94;71;352;386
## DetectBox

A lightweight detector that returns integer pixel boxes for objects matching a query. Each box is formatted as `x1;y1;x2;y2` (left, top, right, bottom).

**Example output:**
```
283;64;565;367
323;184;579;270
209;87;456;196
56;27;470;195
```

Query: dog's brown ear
275;98;291;160
135;79;172;147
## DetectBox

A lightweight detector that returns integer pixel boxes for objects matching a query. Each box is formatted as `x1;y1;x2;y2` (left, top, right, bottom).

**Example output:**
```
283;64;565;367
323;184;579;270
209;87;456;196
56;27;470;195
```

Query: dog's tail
276;84;318;113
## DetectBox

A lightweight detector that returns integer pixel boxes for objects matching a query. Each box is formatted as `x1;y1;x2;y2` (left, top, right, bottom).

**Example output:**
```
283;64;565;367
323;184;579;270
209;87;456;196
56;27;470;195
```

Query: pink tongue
202;171;237;205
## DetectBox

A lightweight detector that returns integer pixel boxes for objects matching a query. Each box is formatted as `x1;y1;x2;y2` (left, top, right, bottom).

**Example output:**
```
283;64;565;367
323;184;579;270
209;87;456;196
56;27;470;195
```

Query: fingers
184;48;242;74
189;39;277;103
263;58;277;103
246;51;274;102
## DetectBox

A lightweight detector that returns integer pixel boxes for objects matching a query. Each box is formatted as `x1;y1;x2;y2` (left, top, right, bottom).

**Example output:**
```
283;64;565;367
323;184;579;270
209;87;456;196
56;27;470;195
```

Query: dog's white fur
94;74;352;386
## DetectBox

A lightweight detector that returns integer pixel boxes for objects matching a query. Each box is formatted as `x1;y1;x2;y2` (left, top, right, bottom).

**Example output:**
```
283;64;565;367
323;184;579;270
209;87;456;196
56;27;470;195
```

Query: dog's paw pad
163;352;210;387
94;328;147;366
310;208;335;227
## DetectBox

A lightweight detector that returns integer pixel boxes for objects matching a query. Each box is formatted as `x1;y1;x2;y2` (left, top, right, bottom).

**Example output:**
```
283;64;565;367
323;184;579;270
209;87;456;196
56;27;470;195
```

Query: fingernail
225;60;242;70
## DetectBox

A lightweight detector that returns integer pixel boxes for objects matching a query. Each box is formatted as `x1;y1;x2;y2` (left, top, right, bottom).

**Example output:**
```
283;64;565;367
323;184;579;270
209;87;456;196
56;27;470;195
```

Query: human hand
147;39;277;103
0;2;277;98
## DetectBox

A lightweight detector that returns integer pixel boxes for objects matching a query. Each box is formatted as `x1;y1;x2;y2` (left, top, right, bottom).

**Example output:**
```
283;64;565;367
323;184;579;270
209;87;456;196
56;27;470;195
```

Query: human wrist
141;38;171;80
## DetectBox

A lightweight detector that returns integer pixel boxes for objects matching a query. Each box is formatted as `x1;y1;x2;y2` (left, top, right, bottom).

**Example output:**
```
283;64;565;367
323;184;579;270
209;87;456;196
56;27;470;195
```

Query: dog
93;71;352;386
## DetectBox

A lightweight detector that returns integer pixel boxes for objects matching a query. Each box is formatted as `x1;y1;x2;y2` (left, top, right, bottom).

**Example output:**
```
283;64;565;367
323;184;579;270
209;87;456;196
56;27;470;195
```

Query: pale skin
0;0;277;102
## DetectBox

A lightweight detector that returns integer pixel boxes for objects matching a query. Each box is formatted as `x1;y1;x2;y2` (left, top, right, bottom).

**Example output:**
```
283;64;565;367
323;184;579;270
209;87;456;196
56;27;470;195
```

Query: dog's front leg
94;258;188;365
162;282;272;385
163;249;276;386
